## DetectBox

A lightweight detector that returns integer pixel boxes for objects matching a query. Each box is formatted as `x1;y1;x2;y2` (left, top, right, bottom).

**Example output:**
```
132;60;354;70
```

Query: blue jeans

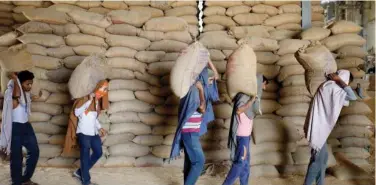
223;136;250;185
76;133;103;185
10;122;39;185
303;144;328;185
182;132;205;185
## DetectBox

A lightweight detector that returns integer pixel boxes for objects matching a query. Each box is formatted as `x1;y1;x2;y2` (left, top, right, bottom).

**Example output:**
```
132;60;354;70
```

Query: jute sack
282;75;305;87
46;46;75;59
322;33;366;51
330;20;362;35
204;15;237;28
109;79;149;91
201;128;228;141
163;134;175;145
23;8;71;25
109;100;153;114
37;79;68;93
151;145;171;158
109;142;150;157
39;144;62;158
170;42;209;97
12;1;48;7
251;165;280;178
276;103;310;117
31;55;62;70
333;147;370;159
108;10;151;27
143;17;188;32
163;31;192;44
67;10;111;28
264;14;301;27
261;100;281;114
110;123;151;135
49;135;65;145
24;44;47;56
251;152;294;166
109;112;140;123
68;54;108;99
213;103;232;119
107;57;146;73
46;67;73;83
251;142;296;156
32;122;65;135
348;67;365;78
278;4;302;14
253;119;285;144
226;5;252;17
257;64;280;80
340;138;371;148
13;13;32;23
204;6;226;16
233;13;269;26
279;95;312;105
311;13;324;21
0;31;18;46
262;92;278;100
103;133;135;147
16;21;52;34
269;29;299;41
165;6;197;17
50;115;69;126
0;48;33;72
134;71;161;87
280;86;311;97
48;4;86;13
138;113;165;126
282;116;306;127
154;105;178;116
340;101;372;116
31;102;62;115
199;32;238;50
148;40;188;52
29;112;51;122
106;35;150;51
0;3;14;12
101;1;128;10
129;6;163;18
63;56;85;69
252;4;279;16
312;5;324;13
330;125;373;139
36;133;50;144
137;30;164;41
263;1;301;6
312;21;324;27
336;46;368;58
338;115;373;126
77;24;108;39
300;27;331;41
295;44;337;95
229;26;271;39
203;24;225;32
277;39;310;55
106;47;137;58
336;57;364;69
18;33;65;48
278;64;305;82
226;44;257;99
135;91;164;105
205;149;229;162
135;155;164;167
276;23;302;31
108;90;135;102
49;23;80;37
209;49;226;61
46;157;75;168
152;125;177;136
237;36;279;51
149;86;173;97
106;24;140;36
205;1;242;7
135;51;166;64
65;33;108;48
104;156;135;167
276;54;299;66
147;61;175;76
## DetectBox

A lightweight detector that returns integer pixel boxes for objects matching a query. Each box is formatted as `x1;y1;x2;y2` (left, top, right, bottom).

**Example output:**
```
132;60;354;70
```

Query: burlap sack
148;40;188;52
336;46;368;58
276;103;310;117
270;29;299;41
278;4;302;14
238;36;279;51
277;39;310;55
67;10;111;28
151;145;171;159
101;1;128;10
23;8;71;25
110;123;151;135
204;6;226;16
264;13;301;27
46;46;75;59
233;13;269;25
135;155;163;167
32;122;65;135
276;23;302;31
48;4;86;13
330;20;363;35
39;144;62;158
300;27;331;41
143;17;188;32
0;31;18;46
108;10;151;27
0;48;33;72
77;24;108;38
226;5;252;17
109;143;150;157
103;156;136;168
322;33;366;51
252;4;279;16
18;33;65;48
138;113;165;126
229;26;271;39
276;54;299;66
106;35;150;51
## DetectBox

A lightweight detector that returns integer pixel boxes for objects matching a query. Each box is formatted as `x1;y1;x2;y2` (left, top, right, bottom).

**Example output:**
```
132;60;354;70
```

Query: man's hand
198;104;206;114
327;73;342;82
8;72;17;80
99;128;107;137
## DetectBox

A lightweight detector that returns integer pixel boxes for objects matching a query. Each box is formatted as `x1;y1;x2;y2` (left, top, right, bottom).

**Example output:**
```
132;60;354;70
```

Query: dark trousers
303;144;329;185
10;122;39;185
77;133;103;185
223;136;250;185
182;132;205;185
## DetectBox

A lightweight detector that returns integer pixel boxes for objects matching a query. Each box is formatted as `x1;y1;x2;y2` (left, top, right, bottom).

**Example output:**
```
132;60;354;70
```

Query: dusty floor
0;165;374;185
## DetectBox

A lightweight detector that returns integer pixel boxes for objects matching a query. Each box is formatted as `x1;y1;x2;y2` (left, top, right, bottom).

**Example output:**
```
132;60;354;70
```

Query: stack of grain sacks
0;0;199;168
0;1;15;35
323;20;374;171
199;1;323;177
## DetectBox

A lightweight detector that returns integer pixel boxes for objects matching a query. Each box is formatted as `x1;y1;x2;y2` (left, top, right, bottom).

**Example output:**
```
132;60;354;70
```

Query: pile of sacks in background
0;0;200;168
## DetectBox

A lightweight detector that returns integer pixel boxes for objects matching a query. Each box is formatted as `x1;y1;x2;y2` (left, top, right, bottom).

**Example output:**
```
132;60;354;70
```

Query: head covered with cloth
62;80;109;157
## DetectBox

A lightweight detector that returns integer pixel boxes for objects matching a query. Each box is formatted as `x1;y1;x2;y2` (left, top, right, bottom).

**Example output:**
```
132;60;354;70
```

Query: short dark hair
262;75;269;85
349;72;354;83
17;70;34;83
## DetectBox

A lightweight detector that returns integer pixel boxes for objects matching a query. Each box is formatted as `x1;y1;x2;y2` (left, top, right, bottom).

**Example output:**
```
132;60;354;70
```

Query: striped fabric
182;112;202;133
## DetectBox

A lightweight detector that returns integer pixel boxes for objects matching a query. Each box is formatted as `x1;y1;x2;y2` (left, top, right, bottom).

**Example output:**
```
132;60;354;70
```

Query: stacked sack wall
0;0;372;178
324;21;374;172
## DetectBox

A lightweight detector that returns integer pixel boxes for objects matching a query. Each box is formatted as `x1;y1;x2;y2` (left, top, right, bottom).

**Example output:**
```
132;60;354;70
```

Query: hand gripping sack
68;54;109;99
295;43;337;95
226;44;257;99
170;42;210;98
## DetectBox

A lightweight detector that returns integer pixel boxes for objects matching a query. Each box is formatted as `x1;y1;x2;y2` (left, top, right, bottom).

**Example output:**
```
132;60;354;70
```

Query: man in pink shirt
223;74;268;185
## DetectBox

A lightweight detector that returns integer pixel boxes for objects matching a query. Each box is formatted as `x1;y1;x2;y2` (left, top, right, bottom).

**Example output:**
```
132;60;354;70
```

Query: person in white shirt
63;80;109;185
